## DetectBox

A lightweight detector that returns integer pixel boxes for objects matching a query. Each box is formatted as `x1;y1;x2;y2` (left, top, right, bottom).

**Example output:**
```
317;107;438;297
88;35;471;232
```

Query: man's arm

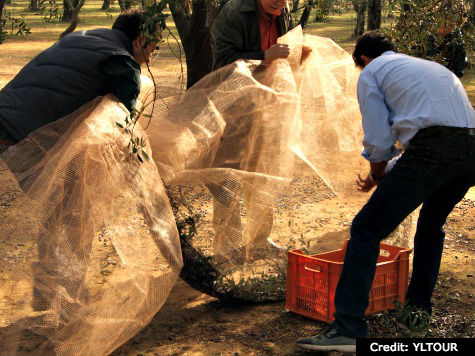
100;55;141;114
211;8;264;69
356;70;399;192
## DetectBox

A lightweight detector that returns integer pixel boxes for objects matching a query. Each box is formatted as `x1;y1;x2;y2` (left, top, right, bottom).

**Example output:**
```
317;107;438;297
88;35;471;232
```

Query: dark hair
112;9;144;41
353;31;396;68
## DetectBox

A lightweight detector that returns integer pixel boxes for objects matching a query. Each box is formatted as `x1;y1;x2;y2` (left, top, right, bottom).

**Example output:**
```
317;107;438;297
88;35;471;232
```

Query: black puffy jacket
0;29;136;141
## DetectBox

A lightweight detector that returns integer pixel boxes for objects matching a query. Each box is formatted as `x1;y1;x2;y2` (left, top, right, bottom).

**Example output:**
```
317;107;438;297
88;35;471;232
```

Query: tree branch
168;0;192;50
60;0;86;38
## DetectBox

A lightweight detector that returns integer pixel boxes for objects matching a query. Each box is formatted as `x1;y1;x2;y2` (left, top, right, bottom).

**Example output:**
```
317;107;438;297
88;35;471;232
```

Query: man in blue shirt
296;31;475;353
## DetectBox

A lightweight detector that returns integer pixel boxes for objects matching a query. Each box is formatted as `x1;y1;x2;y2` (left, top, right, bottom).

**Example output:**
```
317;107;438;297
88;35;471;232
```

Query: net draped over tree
0;27;417;356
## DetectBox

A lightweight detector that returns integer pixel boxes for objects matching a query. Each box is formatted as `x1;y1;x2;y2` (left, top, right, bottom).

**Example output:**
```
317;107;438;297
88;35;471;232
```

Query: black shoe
396;304;431;337
296;326;356;353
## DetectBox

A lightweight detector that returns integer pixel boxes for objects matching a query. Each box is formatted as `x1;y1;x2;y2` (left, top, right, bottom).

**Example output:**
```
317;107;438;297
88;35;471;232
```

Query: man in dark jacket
208;0;292;261
212;0;291;69
0;8;162;152
0;9;163;312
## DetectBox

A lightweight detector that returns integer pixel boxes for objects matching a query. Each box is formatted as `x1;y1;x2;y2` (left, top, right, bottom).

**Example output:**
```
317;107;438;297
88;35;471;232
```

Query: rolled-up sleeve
357;70;399;162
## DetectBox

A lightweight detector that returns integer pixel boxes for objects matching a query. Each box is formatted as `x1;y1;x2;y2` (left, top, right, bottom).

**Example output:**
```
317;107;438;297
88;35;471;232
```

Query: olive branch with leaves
115;1;170;163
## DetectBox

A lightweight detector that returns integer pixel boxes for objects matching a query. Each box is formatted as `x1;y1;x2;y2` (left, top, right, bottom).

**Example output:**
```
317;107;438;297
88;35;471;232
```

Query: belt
415;126;475;140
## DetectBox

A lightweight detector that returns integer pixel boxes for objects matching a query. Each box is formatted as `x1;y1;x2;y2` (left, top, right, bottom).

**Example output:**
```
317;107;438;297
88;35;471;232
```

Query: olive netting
0;27;416;356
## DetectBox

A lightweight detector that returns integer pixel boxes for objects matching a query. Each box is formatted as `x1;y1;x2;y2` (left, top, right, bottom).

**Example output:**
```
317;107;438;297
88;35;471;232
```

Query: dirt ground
1;170;474;356
1;82;475;356
1;27;475;356
107;190;475;356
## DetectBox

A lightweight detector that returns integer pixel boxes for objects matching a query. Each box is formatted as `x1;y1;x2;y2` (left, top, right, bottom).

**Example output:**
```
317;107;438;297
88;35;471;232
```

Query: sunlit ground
1;3;474;107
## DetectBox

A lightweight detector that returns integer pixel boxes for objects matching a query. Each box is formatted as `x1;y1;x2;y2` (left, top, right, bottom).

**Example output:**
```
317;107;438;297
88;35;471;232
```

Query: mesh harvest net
0;27;415;356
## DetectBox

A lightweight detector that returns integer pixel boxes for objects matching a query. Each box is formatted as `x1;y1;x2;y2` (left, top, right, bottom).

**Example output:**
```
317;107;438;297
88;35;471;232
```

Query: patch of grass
305;13;357;52
1;4;474;104
461;66;475;105
304;13;475;105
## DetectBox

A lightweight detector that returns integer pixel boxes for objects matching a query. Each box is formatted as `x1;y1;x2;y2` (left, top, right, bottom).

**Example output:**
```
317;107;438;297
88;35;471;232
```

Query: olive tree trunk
298;1;313;29
0;0;5;34
102;0;111;10
367;0;381;30
60;0;86;37
29;0;40;11
169;0;223;88
353;0;367;37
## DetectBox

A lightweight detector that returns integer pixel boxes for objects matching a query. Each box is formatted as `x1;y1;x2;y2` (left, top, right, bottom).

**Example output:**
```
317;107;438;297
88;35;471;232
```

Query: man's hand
301;45;312;64
264;43;290;60
356;173;376;192
357;161;388;192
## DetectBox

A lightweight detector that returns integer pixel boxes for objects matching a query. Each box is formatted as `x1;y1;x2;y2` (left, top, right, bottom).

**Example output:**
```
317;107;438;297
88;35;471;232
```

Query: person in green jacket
211;0;291;70
208;0;292;262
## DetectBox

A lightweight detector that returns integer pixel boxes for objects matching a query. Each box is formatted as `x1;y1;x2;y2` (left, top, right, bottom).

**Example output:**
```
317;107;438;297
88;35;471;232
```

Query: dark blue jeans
331;130;475;338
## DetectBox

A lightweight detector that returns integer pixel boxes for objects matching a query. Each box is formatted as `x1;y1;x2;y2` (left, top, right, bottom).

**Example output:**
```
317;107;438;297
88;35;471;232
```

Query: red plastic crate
285;240;412;323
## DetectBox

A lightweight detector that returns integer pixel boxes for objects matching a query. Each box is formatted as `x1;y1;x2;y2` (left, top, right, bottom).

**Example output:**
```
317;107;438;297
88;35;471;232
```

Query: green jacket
211;0;291;70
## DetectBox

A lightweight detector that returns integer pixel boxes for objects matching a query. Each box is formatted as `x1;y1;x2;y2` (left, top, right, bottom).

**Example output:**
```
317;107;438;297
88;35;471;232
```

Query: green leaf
142;150;150;161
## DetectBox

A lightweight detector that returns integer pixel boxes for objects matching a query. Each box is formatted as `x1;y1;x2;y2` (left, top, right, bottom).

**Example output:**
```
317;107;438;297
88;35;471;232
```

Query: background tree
314;0;332;22
63;0;79;21
1;0;31;44
60;0;85;37
298;0;313;28
29;0;40;10
292;0;300;11
470;0;475;25
167;0;223;88
102;0;111;9
0;0;5;38
390;0;474;75
118;0;133;10
352;0;367;36
367;0;381;29
288;0;332;28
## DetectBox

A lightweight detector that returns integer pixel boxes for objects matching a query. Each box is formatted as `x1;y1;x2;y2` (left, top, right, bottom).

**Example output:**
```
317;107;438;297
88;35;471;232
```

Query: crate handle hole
304;265;322;273
380;249;390;257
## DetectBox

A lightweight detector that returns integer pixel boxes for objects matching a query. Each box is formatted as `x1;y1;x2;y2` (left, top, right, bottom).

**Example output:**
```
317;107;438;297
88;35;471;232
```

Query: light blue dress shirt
357;51;475;162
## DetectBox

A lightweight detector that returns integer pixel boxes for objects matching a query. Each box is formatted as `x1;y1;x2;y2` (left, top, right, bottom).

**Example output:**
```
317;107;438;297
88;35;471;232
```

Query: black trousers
332;127;475;338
